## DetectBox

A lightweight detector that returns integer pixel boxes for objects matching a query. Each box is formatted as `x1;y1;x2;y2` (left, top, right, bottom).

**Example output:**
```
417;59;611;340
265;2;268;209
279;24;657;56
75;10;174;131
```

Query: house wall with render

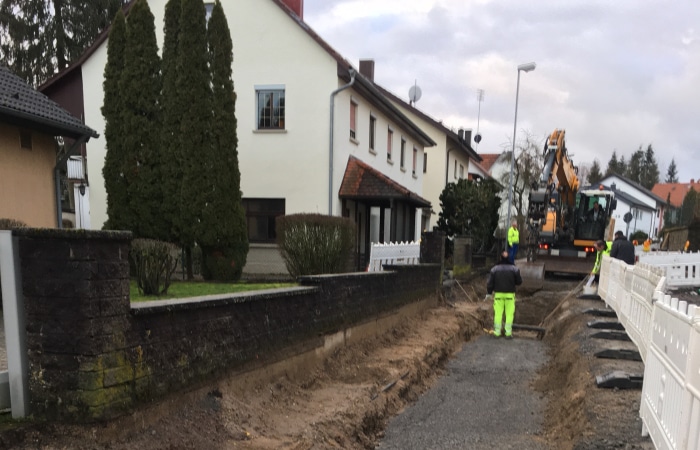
0;123;58;227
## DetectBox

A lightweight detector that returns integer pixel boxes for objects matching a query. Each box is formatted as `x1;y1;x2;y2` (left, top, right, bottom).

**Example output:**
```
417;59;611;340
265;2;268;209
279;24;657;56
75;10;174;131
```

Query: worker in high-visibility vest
685;240;690;253
591;239;612;284
507;220;519;264
643;238;651;252
487;251;523;339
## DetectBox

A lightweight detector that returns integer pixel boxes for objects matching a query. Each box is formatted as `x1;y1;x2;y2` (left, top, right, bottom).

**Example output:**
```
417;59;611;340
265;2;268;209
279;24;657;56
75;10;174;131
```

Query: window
400;138;406;169
19;130;32;150
459;164;464;179
242;198;285;242
350;100;358;140
412;147;418;176
256;86;285;130
387;127;393;161
454;160;457;179
369;114;376;152
423;153;427;173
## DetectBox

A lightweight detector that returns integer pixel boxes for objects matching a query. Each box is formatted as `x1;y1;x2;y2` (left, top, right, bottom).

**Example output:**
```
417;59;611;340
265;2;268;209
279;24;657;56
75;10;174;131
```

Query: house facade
40;0;434;270
652;179;700;229
599;174;665;238
0;65;97;228
372;69;483;227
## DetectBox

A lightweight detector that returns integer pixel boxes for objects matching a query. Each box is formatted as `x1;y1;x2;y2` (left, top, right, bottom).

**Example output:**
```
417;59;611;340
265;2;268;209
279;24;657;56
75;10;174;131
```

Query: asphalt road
378;333;547;450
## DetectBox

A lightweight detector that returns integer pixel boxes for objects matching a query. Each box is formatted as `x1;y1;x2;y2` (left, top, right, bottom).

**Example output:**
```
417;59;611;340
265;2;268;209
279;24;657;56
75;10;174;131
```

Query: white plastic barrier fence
639;296;700;450
598;256;700;450
636;252;700;288
367;241;420;272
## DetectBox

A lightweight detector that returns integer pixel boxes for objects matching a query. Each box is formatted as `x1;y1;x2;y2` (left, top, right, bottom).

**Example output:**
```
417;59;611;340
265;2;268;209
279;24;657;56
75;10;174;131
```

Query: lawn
130;280;297;302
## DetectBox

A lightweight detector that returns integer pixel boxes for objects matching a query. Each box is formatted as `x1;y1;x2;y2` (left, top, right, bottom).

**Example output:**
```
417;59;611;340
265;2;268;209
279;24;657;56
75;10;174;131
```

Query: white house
598;174;666;238
369;70;484;226
40;0;435;271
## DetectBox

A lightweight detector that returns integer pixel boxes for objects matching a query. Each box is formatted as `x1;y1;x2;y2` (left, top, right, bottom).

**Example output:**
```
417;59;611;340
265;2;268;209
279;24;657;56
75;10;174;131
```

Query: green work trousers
493;292;516;337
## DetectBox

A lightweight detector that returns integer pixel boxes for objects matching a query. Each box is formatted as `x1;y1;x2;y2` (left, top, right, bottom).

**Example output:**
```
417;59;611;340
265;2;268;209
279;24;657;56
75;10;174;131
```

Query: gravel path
379;334;547;450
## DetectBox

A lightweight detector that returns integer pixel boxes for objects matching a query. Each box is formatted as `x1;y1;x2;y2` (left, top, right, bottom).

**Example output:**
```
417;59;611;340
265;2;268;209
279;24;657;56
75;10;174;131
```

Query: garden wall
13;228;444;422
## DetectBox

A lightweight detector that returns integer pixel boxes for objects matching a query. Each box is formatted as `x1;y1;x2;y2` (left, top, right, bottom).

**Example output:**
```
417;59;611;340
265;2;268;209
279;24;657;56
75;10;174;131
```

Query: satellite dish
474;134;482;144
408;82;422;105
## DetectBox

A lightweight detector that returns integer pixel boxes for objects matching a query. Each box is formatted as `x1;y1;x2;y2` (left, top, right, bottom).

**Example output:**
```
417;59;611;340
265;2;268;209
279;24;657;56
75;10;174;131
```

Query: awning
338;156;431;208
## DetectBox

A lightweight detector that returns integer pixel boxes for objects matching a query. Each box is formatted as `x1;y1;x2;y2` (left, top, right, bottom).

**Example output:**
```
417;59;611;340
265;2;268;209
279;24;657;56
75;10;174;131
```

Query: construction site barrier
599;255;700;450
636;251;700;288
366;241;420;272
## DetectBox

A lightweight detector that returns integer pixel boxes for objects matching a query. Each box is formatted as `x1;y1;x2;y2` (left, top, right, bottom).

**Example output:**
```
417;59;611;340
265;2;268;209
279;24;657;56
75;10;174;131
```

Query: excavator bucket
516;261;545;291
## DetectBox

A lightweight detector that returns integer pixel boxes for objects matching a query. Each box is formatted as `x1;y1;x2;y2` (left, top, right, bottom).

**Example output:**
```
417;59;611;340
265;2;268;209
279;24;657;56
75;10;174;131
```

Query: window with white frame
454;160;457;179
423;153;427;173
350;100;358;140
387;127;393;161
256;85;285;130
412;147;418;176
369;114;376;152
459;164;464;179
400;138;406;169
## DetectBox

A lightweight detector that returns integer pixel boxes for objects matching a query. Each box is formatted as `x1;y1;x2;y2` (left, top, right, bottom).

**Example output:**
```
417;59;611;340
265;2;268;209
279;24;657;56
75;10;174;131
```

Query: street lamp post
505;62;536;250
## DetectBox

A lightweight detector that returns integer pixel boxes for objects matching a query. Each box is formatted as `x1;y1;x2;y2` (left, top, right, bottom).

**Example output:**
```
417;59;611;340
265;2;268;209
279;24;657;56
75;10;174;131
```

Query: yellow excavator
523;129;617;279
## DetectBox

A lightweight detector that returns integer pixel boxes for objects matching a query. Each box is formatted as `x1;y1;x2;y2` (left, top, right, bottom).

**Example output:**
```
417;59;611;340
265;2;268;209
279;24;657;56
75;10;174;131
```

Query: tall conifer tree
640;144;660;189
665;159;679;183
119;0;162;237
101;9;128;231
200;0;248;280
588;159;603;185
159;0;182;243
176;0;212;250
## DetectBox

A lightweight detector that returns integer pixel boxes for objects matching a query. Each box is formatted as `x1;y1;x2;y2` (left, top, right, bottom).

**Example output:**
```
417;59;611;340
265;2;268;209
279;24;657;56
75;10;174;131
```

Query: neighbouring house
598;174;666;238
369;64;485;225
652;179;700;229
40;0;435;272
0;65;97;228
479;152;520;234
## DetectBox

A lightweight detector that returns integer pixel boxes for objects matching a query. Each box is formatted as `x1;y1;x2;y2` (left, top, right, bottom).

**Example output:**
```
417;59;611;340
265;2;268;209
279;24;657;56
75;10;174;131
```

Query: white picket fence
366;241;420;272
599;254;700;450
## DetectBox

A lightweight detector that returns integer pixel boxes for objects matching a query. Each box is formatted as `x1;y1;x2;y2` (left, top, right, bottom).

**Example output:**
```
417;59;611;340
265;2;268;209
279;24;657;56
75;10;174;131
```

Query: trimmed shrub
130;238;179;296
276;214;356;278
0;218;27;229
201;244;247;282
629;230;648;242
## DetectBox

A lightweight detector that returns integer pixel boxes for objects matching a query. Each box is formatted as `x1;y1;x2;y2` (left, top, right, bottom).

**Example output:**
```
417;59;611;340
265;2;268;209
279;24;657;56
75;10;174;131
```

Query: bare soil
1;275;653;449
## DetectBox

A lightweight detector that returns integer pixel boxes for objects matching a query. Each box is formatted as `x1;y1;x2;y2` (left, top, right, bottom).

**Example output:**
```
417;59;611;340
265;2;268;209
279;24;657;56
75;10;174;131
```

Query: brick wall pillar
16;229;132;421
420;230;445;265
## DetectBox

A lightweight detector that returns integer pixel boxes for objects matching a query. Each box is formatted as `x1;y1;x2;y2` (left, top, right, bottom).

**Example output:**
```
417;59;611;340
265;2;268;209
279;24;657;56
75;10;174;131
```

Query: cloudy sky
303;0;700;183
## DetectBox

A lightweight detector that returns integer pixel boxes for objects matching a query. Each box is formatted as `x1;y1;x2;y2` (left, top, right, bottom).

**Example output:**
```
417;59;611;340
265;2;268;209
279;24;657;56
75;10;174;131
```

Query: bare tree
499;130;546;226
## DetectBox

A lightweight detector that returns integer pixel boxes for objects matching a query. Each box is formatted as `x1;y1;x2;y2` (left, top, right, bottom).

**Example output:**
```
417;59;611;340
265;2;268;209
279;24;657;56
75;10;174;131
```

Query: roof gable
652;181;700;207
0;65;97;139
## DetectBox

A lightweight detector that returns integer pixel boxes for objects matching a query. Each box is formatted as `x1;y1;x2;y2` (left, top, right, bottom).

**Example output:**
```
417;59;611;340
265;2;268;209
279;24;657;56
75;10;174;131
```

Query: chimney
464;130;472;146
691;179;695;184
458;129;465;142
611;183;616;191
280;0;303;19
359;59;375;82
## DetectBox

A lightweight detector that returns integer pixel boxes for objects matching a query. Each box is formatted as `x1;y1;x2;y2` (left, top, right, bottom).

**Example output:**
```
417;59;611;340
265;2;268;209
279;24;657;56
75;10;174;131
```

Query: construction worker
643;238;651;252
591;239;612;284
685;240;690;253
487;251;523;339
610;231;635;265
507;220;519;264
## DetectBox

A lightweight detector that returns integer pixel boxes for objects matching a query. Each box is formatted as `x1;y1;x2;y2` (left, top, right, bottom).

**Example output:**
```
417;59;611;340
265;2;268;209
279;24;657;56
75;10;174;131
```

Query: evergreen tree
618;155;627;177
663;193;676;228
119;0;162;238
0;0;126;86
640;144;660;189
680;188;698;226
159;0;182;243
665;158;679;183
588;159;603;185
101;9;128;231
626;147;644;184
199;0;249;281
176;0;212;251
605;151;619;177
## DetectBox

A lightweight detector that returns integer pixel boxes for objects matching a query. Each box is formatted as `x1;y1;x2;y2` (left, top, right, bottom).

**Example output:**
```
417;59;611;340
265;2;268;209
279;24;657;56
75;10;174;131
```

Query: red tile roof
478;153;501;173
652;181;700;207
339;156;431;207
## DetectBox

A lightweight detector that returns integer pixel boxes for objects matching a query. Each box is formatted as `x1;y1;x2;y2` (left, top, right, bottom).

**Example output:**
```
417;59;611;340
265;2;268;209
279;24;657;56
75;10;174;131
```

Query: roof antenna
408;80;422;107
474;89;484;149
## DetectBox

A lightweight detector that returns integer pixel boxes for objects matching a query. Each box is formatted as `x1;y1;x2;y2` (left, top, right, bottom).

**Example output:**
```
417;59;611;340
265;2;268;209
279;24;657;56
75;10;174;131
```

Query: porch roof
339;156;431;208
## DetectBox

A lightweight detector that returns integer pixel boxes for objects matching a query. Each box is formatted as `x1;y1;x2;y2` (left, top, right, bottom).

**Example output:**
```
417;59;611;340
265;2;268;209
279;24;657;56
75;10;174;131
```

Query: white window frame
400;138;406;170
387;127;393;162
255;84;285;131
350;99;358;142
369;114;376;153
412;147;418;177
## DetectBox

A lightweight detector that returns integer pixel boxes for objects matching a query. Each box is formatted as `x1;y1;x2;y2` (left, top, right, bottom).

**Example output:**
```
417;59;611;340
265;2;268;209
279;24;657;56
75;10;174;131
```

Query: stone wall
12;228;442;422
